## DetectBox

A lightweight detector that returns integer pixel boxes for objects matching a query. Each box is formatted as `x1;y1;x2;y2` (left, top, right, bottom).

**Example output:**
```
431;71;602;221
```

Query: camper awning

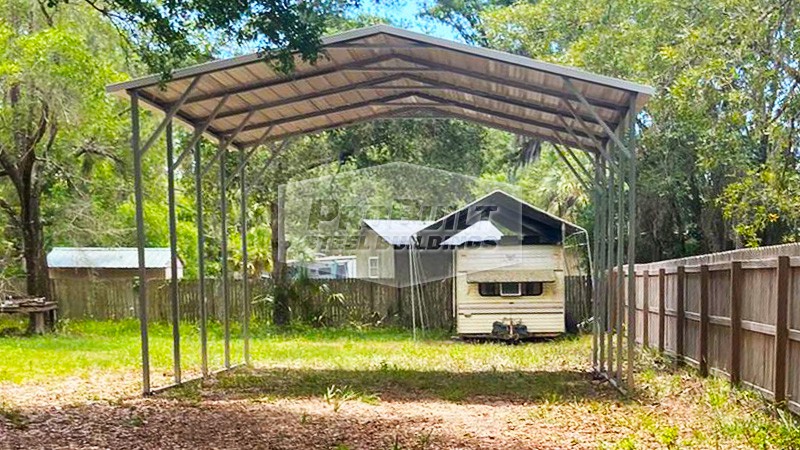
466;269;556;283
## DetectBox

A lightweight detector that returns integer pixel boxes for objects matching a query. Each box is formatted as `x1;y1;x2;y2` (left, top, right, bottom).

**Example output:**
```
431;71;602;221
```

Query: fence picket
658;268;665;353
699;264;709;376
730;261;742;384
775;256;790;403
676;266;686;363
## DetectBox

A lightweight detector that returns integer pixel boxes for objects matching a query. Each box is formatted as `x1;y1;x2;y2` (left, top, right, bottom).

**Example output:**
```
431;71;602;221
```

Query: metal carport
106;24;654;395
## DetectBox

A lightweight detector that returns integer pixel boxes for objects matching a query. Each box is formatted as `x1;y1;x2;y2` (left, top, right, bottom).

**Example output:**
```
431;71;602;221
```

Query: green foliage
323;384;379;412
9;0;800;296
464;0;800;260
421;0;513;45
44;0;359;76
330;118;491;176
0;0;130;282
720;163;800;247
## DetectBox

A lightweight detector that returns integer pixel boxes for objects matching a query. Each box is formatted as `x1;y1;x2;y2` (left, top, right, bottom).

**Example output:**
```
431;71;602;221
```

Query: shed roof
362;219;434;246
106;25;653;154
47;247;178;269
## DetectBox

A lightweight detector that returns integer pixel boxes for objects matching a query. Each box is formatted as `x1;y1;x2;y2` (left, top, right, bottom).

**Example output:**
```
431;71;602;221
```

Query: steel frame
130;82;258;395
577;86;638;390
126;59;641;398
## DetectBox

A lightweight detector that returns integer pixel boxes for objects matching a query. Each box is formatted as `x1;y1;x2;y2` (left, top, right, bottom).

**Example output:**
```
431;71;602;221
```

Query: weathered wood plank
731;261;742;384
658;268;665;353
775;256;790;403
676;266;686;363
642;270;649;348
699;264;709;376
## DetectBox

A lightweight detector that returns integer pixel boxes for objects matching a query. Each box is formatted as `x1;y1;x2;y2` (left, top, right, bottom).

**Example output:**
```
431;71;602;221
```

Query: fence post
642;270;649;348
658;268;665;353
676;265;685;363
699;264;709;377
774;256;790;404
730;261;742;385
395;285;402;320
370;281;375;315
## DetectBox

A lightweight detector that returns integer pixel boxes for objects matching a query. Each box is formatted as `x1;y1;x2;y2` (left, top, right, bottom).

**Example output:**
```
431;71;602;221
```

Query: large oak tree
0;1;128;298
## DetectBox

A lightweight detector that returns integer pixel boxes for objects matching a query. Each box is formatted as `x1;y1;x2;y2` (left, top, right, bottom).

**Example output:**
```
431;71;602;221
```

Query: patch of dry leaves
0;367;748;449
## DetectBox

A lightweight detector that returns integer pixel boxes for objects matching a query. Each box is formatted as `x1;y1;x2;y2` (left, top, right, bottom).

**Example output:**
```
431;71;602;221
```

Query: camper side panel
455;245;565;335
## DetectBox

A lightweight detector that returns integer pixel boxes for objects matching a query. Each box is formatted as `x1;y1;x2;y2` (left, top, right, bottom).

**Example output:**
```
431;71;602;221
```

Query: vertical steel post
598;156;608;374
166;120;181;384
220;145;231;369
592;153;603;372
605;152;615;377
131;91;150;395
626;95;638;387
616;141;625;384
410;242;417;340
240;146;251;365
194;140;209;377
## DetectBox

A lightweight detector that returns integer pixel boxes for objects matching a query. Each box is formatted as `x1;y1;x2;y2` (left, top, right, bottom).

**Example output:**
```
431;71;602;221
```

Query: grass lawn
1;319;800;449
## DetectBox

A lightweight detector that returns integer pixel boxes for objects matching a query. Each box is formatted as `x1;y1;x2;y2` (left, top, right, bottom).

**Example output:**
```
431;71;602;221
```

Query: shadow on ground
180;367;623;404
1;394;615;450
2;368;632;449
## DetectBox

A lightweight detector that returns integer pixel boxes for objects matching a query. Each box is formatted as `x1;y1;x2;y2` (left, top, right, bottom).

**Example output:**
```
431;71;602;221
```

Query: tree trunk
18;181;51;299
270;193;290;326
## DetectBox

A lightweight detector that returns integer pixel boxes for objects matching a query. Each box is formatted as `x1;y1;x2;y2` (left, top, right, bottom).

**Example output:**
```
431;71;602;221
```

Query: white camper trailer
356;190;585;338
415;191;581;339
453;242;565;337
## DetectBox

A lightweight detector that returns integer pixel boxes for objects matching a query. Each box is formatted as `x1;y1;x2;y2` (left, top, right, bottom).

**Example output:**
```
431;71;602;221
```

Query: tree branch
74;141;123;166
37;0;54;26
23;102;50;161
0;151;22;192
43;119;58;156
0;198;21;228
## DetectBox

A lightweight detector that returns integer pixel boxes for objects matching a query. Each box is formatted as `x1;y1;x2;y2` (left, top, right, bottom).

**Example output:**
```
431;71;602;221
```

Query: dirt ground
0;365;767;450
1;327;787;449
0;368;654;450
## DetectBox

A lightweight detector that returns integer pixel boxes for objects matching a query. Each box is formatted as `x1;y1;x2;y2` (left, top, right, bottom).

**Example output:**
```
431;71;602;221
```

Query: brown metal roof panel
107;25;653;98
239;59;275;80
106;25;653;153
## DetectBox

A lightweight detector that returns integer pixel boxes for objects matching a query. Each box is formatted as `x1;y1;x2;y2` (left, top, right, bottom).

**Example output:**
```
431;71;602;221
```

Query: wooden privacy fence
30;274;592;332
46;277;455;329
50;278;272;323
628;243;800;413
565;276;592;333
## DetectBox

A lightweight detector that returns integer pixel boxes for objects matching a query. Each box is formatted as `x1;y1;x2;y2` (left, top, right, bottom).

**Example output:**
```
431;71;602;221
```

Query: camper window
500;282;521;296
368;257;379;278
478;281;544;297
478;283;499;296
522;282;543;296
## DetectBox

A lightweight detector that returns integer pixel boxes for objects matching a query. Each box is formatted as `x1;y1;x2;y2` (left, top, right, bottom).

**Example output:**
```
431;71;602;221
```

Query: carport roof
107;24;653;153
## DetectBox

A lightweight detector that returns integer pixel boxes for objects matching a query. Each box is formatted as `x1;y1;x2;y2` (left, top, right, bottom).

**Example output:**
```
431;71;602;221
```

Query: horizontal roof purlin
107;25;653;153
